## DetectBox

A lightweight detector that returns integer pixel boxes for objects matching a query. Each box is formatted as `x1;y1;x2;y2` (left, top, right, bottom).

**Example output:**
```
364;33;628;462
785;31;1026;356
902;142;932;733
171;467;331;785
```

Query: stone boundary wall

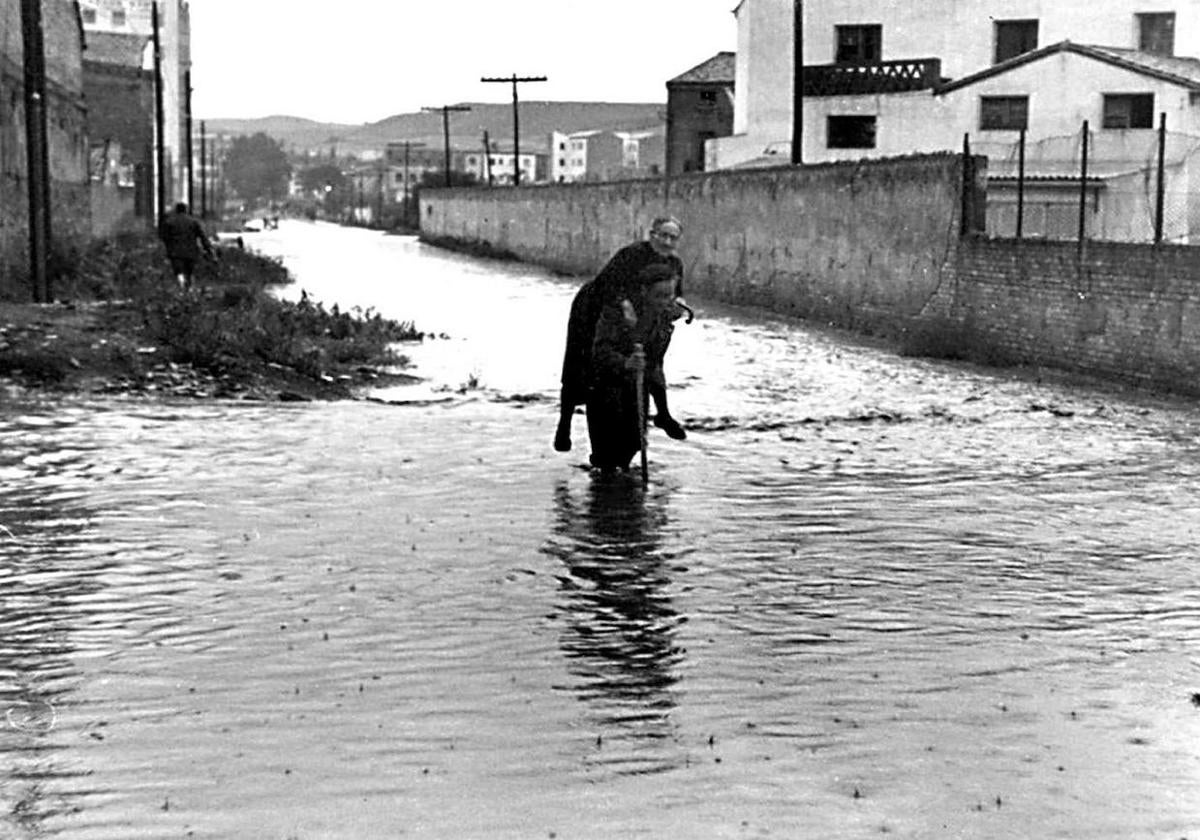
420;154;1200;396
933;238;1200;394
420;153;972;336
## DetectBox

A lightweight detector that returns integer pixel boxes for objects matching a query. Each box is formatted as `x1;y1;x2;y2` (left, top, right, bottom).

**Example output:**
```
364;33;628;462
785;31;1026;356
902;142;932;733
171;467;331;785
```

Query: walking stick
634;342;648;487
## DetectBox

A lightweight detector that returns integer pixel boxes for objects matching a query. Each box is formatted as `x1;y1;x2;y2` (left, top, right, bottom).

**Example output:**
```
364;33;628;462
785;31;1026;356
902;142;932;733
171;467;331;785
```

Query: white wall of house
941;52;1198;151
715;0;1200;170
805;0;1200;74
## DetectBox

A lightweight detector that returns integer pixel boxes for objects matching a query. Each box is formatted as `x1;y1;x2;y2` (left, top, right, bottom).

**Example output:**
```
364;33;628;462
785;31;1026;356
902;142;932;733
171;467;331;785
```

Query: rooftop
669;51;736;86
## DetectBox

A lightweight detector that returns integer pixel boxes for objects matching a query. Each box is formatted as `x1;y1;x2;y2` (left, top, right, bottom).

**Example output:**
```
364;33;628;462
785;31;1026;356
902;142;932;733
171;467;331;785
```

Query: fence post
1154;112;1167;244
1077;120;1089;253
1016;128;1026;240
961;133;972;237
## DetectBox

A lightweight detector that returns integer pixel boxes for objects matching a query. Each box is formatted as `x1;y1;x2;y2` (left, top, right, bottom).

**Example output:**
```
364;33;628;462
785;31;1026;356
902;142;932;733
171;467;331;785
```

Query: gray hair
650;215;682;233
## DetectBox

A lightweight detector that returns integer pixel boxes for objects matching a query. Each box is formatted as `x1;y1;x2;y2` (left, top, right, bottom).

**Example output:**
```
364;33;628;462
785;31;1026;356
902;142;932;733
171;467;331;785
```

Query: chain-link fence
970;124;1200;245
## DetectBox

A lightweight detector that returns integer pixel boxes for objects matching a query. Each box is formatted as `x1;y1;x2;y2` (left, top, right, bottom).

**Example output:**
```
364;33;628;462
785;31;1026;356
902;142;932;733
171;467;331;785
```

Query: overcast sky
189;0;738;124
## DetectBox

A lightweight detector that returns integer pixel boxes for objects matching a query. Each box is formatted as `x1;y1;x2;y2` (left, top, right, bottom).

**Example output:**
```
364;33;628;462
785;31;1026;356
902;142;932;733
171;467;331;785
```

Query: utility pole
152;0;166;222
19;0;51;301
393;141;425;227
199;121;207;218
422;105;471;186
482;130;493;187
185;69;194;208
791;0;804;165
481;74;547;185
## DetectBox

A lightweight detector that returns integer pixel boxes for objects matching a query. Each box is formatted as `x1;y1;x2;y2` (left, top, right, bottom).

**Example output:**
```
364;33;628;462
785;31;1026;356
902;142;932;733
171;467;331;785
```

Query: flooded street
3;220;1200;839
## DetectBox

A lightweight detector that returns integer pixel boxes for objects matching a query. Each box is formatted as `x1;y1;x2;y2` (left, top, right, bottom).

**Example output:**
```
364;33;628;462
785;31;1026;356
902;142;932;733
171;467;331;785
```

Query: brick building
665;51;735;175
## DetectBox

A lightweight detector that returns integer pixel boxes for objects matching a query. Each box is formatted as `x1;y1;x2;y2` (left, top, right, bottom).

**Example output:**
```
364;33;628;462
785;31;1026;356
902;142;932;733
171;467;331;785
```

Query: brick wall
932;239;1200;394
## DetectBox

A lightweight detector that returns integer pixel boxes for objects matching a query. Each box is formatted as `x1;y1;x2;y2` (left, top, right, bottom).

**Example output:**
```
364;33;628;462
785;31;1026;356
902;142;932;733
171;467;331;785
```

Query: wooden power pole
19;0;51;301
480;74;547;185
422;105;471;187
151;0;166;222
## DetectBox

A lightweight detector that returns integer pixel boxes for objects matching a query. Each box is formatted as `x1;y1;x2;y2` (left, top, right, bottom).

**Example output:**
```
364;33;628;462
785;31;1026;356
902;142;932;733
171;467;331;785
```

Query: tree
224;132;292;205
297;162;347;196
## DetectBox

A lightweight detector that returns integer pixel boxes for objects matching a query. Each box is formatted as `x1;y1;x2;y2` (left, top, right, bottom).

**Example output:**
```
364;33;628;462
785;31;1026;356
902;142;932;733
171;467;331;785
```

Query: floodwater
2;220;1199;839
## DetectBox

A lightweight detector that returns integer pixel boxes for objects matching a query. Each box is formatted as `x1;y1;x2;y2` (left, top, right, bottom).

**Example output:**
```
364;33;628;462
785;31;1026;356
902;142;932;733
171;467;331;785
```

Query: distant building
79;0;192;213
82;30;154;230
665;51;735;175
547;127;665;182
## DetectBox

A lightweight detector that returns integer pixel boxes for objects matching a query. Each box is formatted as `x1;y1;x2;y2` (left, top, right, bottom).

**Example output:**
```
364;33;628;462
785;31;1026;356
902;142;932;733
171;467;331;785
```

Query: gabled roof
669;51;736;86
83;30;150;68
937;41;1200;94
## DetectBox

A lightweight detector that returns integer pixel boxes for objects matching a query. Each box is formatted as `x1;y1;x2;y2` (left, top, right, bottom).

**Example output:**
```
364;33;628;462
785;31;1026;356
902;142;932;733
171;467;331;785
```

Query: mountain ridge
203;101;665;156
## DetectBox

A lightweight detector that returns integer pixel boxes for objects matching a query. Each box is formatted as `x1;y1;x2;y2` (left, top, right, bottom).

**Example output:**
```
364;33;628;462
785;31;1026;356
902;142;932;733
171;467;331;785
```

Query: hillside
205;101;665;156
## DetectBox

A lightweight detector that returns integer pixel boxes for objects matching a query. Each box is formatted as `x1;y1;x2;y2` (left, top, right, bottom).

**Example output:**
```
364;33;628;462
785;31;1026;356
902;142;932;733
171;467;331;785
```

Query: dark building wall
666;84;734;176
0;0;91;296
83;59;154;227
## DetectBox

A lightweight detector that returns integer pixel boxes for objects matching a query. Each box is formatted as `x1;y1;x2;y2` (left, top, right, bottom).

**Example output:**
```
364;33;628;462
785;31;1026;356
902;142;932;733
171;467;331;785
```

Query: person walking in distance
555;215;689;453
158;202;216;289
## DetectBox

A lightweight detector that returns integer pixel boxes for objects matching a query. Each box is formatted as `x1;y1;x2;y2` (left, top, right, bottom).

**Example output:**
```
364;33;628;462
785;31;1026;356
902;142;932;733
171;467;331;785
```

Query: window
1137;12;1175;56
1103;93;1154;128
827;116;876;149
994;20;1038;63
81;7;96;23
111;8;126;26
835;25;881;63
980;96;1028;130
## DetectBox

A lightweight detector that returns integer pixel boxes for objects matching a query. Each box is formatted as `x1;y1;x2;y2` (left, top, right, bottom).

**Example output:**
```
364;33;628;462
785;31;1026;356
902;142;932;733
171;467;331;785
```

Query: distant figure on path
584;264;680;473
158;202;215;289
555;215;688;453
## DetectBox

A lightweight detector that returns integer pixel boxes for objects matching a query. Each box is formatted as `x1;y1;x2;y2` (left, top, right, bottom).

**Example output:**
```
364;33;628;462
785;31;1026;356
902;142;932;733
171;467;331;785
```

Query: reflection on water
1;222;1199;838
545;478;685;778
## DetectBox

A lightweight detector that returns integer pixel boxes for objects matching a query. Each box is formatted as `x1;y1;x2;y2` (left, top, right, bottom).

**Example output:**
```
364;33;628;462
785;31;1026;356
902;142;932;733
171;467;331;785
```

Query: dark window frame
994;19;1039;63
980;95;1029;130
826;115;877;149
835;24;882;64
1137;12;1175;56
1102;93;1155;128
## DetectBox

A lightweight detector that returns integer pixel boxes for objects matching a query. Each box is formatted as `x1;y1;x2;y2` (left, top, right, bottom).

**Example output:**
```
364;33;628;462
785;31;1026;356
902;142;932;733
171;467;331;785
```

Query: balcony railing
802;59;944;96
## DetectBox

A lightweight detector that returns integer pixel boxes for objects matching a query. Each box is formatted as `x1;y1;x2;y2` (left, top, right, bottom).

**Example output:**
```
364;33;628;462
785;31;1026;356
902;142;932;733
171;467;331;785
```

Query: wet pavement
2;221;1199;838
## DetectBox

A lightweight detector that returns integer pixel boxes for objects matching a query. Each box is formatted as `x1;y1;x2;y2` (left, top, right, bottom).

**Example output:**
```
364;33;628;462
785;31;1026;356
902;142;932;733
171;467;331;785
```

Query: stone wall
0;0;90;296
421;152;1200;395
421;153;975;335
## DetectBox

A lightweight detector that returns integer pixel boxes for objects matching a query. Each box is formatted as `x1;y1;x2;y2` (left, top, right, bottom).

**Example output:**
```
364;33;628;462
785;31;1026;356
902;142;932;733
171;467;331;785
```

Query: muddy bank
0;234;424;403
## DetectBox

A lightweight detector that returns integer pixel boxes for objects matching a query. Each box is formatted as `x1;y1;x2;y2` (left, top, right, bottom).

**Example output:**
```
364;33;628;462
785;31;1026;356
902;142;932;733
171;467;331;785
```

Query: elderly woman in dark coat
554;216;687;453
584;265;680;473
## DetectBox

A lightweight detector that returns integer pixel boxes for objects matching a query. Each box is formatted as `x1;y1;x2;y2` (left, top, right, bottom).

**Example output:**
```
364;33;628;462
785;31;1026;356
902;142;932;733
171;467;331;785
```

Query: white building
79;0;191;213
714;0;1200;166
711;0;1200;240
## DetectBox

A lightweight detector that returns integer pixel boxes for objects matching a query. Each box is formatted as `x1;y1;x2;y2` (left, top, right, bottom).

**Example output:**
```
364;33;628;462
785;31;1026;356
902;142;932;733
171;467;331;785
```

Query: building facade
666;51;735;175
79;0;191;213
714;0;1200;167
1;0;91;287
83;30;154;232
712;0;1200;241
